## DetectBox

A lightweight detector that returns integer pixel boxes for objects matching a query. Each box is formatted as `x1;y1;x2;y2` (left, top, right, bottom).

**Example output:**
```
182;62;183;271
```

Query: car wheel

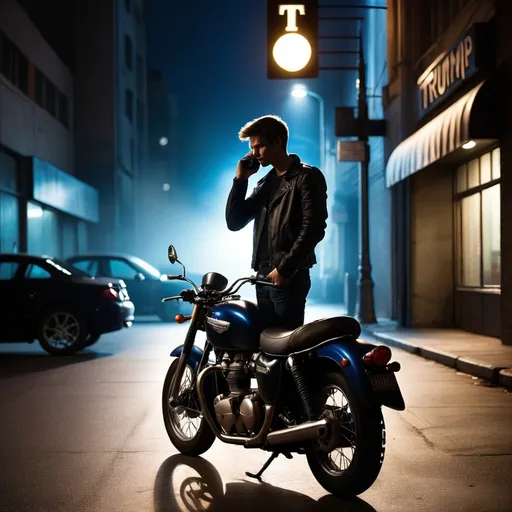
38;308;88;356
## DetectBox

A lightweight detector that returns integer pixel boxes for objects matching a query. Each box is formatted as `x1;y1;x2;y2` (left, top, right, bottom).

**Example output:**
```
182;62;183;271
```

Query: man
225;115;328;330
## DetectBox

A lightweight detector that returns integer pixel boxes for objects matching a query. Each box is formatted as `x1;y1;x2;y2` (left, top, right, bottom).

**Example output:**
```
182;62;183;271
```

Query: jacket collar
257;154;302;185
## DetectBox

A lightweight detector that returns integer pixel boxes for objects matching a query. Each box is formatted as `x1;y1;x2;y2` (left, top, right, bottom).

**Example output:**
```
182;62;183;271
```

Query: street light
290;84;325;173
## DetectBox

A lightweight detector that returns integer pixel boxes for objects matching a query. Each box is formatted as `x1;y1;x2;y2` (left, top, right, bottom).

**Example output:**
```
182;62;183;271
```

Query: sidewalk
305;302;512;390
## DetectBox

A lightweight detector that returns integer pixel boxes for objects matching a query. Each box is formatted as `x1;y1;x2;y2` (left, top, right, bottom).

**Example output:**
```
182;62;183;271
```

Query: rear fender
314;337;376;408
170;345;205;370
314;337;405;411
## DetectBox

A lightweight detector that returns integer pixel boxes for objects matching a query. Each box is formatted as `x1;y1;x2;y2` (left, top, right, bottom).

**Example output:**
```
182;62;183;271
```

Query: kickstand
245;452;293;481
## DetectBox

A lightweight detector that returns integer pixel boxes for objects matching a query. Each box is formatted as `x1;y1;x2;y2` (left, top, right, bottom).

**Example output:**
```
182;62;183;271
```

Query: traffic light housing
267;0;318;79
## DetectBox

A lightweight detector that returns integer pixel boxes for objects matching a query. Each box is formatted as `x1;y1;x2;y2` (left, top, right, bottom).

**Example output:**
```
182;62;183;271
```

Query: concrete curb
365;330;512;390
499;369;512;389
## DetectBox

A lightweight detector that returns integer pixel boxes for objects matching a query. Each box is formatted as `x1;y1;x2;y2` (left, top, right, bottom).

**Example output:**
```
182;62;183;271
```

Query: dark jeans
256;264;311;330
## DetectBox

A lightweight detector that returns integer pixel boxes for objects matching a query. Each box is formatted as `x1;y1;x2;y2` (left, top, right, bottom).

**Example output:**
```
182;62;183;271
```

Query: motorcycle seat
259;316;361;356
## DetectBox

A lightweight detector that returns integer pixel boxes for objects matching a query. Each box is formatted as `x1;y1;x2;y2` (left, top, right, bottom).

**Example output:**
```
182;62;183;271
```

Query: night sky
145;0;367;277
146;1;360;196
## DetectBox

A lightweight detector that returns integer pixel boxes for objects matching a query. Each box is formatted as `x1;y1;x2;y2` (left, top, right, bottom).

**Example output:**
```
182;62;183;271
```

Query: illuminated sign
417;23;492;117
267;1;318;79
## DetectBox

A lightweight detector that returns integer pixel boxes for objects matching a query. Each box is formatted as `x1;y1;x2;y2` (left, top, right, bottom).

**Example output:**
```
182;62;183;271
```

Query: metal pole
357;32;377;324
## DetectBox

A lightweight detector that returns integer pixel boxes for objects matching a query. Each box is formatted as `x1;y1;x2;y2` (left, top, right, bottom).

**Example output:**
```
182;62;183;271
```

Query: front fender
170;345;205;370
314;338;377;408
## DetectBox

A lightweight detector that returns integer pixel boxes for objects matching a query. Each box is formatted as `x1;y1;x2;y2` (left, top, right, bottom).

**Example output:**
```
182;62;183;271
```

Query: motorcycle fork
169;304;203;406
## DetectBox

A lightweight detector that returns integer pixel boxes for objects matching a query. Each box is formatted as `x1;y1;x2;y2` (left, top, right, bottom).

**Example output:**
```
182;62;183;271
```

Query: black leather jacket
225;154;328;278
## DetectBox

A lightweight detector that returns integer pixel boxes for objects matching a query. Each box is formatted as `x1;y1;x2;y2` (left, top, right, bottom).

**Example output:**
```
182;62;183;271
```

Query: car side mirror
168;245;178;264
134;272;145;281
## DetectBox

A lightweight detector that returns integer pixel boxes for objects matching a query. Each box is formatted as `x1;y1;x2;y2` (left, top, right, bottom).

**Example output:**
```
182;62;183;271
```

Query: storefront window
455;149;501;288
0;191;19;253
482;185;500;286
27;202;60;258
461;194;481;286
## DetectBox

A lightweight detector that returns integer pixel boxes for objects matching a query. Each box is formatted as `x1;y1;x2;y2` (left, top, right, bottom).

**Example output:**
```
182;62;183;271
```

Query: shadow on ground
154;455;377;512
0;350;112;379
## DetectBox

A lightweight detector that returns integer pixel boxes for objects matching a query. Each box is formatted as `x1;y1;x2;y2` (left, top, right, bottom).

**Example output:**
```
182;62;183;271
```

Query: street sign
337;140;368;162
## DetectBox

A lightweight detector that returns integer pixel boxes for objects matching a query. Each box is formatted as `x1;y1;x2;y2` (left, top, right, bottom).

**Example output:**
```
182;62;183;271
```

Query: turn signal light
175;314;192;324
363;346;392;367
103;287;119;300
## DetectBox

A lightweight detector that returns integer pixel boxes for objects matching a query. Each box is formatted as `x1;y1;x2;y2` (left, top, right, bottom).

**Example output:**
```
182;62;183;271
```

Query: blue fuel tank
205;299;262;351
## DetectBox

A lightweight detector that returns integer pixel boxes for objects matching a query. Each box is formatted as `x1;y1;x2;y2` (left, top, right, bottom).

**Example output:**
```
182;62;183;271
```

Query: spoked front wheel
306;371;386;497
162;359;216;456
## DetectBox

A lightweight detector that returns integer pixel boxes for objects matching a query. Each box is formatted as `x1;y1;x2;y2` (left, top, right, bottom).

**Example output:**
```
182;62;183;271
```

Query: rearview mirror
168;245;178;264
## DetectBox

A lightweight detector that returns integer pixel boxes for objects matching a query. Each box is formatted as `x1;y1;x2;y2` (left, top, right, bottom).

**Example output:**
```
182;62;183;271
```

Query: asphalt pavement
0;311;511;511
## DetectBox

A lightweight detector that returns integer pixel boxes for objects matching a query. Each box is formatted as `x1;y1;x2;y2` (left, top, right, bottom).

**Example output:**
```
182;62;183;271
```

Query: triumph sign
417;23;492;117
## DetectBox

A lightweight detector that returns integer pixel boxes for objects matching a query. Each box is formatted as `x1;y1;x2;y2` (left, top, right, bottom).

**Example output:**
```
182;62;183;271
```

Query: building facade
384;0;512;343
0;0;98;259
74;0;148;254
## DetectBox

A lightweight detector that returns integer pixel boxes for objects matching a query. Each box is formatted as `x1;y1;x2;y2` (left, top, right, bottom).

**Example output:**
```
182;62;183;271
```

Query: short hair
238;115;289;150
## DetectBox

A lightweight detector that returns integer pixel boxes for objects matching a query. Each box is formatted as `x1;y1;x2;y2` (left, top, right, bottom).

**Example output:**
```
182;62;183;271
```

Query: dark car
0;254;135;355
65;253;192;321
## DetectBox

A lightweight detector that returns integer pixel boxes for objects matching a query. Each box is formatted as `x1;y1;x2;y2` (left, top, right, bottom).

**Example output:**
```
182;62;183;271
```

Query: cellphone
241;156;260;171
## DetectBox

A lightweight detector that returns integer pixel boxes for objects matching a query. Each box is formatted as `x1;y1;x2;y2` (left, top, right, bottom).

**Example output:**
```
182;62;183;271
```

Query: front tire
306;371;385;497
162;359;216;456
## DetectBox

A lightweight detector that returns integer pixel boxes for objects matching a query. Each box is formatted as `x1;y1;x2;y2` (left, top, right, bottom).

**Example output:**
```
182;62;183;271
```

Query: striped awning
386;80;495;187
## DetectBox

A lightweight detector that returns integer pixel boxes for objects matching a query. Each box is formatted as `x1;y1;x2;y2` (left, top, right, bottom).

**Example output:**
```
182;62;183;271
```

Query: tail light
363;346;392;367
103;287;119;300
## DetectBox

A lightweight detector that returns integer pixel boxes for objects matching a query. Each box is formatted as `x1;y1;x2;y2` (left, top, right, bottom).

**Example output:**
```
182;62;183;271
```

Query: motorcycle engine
213;352;263;435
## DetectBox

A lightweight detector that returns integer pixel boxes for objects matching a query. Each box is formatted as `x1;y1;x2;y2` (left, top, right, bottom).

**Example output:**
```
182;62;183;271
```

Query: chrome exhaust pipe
266;418;329;446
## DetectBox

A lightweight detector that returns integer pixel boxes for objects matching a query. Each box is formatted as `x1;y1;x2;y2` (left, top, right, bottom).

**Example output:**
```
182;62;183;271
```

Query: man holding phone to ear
225;115;328;329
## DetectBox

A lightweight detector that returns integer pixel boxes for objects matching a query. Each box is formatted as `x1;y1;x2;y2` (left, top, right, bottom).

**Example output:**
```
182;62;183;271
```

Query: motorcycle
161;244;405;498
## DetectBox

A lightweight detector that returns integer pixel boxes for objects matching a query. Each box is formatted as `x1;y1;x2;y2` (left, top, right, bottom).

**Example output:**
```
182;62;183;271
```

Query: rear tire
38;308;87;356
162;359;216;456
306;371;385;497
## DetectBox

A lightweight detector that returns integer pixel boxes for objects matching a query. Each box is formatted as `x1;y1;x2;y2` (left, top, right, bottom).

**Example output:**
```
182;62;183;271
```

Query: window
125;88;133;121
71;259;99;276
136;55;144;94
0;148;19;192
125;0;131;12
0;191;19;253
35;67;44;107
125;35;133;70
108;259;138;280
0;33;28;94
455;148;501;288
33;66;69;127
136;98;144;134
57;92;69;127
25;264;51;279
0;261;19;280
45;78;56;116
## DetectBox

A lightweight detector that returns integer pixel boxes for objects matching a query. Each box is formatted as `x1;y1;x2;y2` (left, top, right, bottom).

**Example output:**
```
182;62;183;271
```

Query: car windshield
46;257;91;277
131;256;161;279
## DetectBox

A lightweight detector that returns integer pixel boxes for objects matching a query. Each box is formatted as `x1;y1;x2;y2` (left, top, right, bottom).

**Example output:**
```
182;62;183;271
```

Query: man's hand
236;152;260;180
267;268;291;286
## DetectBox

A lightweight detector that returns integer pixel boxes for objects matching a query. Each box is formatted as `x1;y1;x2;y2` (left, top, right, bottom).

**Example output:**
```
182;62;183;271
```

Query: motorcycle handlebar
161;274;276;304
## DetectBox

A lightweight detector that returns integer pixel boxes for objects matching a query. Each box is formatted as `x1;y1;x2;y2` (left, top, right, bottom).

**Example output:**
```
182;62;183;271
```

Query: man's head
238;115;289;167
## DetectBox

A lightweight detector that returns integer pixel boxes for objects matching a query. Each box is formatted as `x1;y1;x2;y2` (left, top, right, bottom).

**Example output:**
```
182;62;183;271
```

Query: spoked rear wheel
162;359;216;456
306;371;385;497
